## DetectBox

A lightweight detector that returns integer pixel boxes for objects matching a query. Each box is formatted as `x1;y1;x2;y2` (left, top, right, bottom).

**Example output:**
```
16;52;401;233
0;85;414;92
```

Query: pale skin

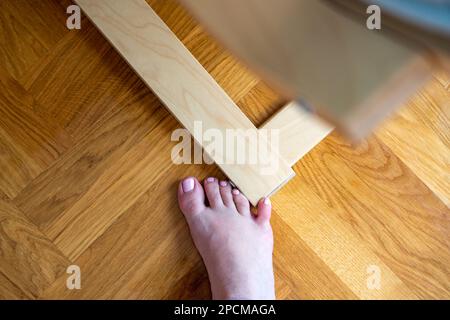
177;176;275;300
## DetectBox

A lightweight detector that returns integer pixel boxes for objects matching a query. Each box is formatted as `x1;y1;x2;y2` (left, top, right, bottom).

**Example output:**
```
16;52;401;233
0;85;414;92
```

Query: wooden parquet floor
0;0;449;299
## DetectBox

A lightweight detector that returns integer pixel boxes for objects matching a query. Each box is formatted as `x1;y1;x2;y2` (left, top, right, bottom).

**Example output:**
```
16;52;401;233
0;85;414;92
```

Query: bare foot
177;176;275;300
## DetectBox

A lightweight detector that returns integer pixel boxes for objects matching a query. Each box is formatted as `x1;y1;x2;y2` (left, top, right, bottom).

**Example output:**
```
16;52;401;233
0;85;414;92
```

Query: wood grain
0;195;71;299
0;0;448;300
0;0;70;80
21;22;147;141
40;164;221;299
237;81;287;127
262;102;333;167
376;77;450;206
0;71;72;198
272;213;358;299
48;116;178;260
295;132;450;298
181;25;259;103
75;0;294;206
272;178;418;299
15;94;168;250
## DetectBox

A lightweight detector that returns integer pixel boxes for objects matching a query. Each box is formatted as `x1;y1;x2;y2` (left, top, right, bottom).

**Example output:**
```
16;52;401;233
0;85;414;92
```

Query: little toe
219;180;234;207
204;177;223;208
256;197;272;226
232;189;251;216
178;177;206;219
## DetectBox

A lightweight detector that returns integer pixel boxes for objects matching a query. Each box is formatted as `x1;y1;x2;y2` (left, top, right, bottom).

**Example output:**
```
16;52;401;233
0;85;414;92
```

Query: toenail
182;178;194;192
206;177;215;183
264;197;271;205
219;181;227;187
232;189;240;195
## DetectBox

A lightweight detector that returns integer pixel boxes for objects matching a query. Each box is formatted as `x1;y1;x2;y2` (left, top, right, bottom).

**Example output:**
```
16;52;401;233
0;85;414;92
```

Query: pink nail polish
206;177;215;183
232;189;240;195
219;181;227;187
264;197;271;205
182;178;194;192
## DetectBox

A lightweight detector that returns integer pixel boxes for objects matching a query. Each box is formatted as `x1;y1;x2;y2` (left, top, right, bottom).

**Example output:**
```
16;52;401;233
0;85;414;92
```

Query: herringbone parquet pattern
0;0;448;299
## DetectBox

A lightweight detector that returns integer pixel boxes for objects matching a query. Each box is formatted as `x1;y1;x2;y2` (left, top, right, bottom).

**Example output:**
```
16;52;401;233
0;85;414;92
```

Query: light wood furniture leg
75;0;297;206
76;0;332;204
261;102;333;167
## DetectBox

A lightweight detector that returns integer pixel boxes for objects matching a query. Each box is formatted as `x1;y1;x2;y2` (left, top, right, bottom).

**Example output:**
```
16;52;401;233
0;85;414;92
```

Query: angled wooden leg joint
76;0;331;205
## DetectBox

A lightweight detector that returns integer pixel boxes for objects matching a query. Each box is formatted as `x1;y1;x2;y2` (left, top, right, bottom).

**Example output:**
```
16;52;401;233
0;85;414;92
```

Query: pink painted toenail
207;177;215;183
264;197;271;205
182;178;194;192
232;189;240;195
219;181;227;187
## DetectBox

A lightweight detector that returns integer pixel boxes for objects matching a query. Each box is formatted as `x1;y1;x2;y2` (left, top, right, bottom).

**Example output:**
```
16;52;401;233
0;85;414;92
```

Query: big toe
178;177;206;219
